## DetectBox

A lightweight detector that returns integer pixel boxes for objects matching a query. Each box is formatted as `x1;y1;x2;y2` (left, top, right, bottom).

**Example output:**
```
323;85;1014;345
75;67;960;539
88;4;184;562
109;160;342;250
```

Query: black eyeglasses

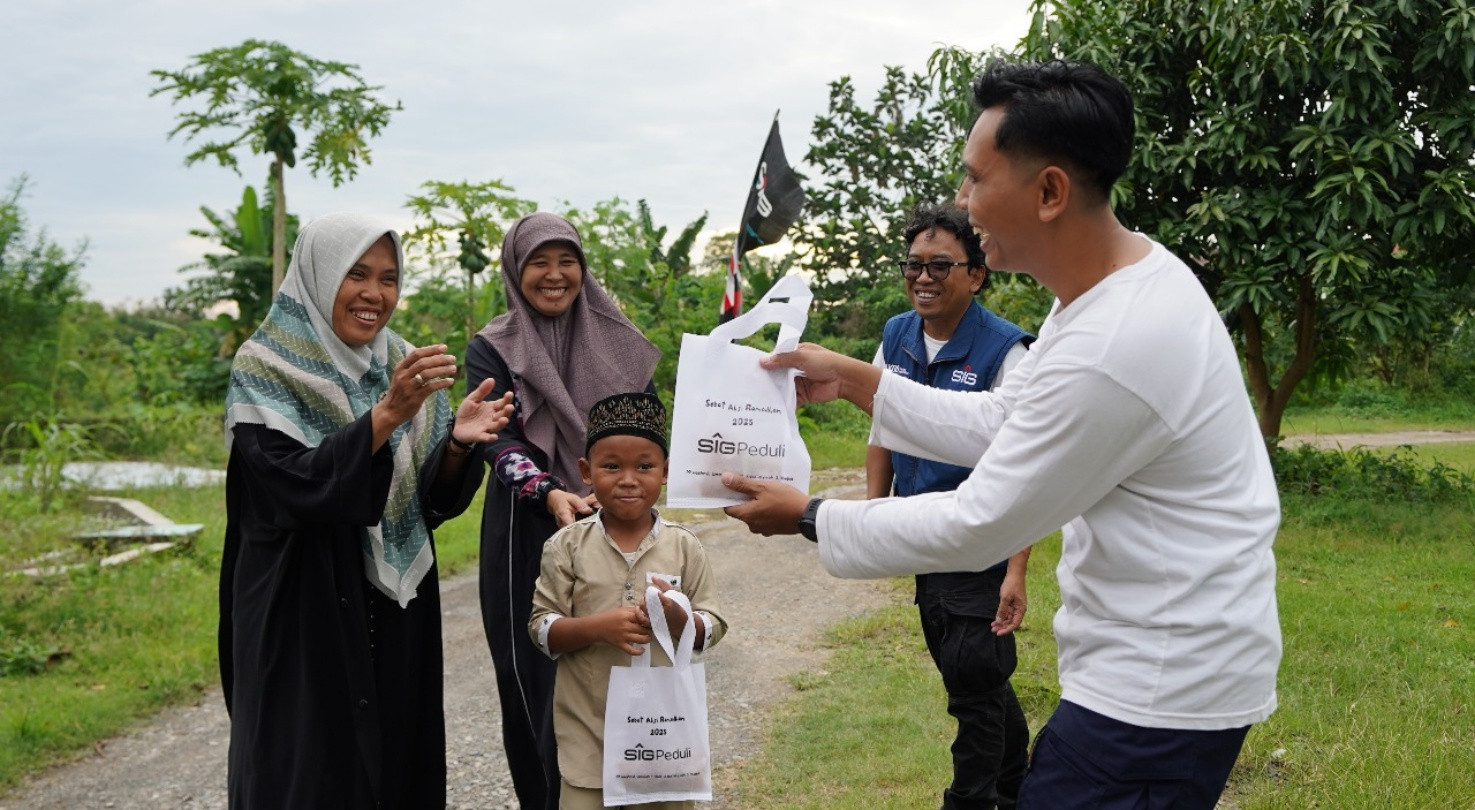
896;259;971;282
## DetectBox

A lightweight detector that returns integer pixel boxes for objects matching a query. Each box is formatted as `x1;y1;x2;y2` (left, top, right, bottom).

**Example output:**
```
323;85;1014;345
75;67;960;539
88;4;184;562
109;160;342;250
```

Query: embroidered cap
585;392;668;456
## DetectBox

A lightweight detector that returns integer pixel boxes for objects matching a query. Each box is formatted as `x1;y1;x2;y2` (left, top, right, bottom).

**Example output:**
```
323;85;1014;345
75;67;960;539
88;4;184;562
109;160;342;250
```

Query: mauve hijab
476;212;660;494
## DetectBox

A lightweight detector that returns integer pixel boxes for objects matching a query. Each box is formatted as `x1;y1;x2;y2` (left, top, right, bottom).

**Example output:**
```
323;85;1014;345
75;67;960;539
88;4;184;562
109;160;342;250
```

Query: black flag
723;116;805;321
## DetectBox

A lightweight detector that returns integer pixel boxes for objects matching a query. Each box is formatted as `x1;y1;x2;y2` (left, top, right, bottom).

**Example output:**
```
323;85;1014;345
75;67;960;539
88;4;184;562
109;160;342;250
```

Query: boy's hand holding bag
602;586;711;805
666;273;814;508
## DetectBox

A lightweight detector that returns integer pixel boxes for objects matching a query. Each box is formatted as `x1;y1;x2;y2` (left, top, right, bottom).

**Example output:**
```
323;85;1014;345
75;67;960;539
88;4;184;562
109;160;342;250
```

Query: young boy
529;392;727;810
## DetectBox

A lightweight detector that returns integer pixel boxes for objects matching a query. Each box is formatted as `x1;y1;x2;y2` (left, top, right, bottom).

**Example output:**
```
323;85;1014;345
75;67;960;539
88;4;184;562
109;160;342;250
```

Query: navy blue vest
880;302;1032;502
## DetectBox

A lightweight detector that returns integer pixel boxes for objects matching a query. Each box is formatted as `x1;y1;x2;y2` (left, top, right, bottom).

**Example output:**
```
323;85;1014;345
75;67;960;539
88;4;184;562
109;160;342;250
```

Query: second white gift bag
666;274;813;508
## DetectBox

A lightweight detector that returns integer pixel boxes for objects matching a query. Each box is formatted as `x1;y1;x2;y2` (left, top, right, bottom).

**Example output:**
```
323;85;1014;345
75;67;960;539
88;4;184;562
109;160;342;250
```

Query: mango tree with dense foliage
1022;0;1475;437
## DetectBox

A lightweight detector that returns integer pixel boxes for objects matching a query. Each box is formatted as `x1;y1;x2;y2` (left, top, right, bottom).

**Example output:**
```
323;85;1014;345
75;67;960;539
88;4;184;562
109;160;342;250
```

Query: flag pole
724;110;782;322
723;110;804;323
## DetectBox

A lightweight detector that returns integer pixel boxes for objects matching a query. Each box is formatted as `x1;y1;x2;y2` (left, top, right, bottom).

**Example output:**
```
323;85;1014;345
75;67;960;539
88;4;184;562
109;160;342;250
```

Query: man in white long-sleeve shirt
722;58;1281;810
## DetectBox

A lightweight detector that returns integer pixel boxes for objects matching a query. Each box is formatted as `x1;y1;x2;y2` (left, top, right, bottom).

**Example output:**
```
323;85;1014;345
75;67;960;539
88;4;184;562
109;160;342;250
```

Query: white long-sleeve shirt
820;237;1281;730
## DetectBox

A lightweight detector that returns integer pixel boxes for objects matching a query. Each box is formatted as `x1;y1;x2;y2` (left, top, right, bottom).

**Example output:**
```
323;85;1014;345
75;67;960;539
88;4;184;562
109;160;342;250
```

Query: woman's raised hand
378;344;459;426
454;378;514;446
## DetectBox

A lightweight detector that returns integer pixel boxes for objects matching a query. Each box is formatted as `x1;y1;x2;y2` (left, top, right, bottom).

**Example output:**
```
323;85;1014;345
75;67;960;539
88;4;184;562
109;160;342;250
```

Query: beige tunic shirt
529;511;727;788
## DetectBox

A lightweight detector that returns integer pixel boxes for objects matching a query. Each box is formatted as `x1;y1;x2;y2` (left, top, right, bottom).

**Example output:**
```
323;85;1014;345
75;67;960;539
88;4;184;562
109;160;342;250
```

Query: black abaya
220;413;481;809
466;336;562;810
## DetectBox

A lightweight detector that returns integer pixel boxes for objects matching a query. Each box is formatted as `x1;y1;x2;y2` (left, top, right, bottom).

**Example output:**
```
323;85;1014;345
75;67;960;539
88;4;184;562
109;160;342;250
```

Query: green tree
701;230;793;306
395;275;503;356
795;48;1053;349
165;183;299;348
0;176;85;425
402;179;535;347
1021;0;1475;437
638;199;707;277
561;198;724;396
797;65;958;341
54;303;232;411
151;39;400;294
398;196;722;394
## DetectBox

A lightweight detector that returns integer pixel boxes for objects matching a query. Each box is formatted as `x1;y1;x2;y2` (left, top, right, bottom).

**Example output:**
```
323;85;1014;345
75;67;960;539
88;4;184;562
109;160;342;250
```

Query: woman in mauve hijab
221;212;513;809
464;212;659;810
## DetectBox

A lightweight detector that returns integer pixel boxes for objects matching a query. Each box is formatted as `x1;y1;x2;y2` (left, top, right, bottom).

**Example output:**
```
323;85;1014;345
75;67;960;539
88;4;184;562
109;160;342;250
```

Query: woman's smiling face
519;241;584;318
331;234;399;347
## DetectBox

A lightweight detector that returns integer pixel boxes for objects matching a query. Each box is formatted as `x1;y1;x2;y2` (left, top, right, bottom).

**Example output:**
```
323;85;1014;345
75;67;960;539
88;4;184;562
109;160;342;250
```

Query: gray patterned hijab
476;212;659;493
225;213;450;607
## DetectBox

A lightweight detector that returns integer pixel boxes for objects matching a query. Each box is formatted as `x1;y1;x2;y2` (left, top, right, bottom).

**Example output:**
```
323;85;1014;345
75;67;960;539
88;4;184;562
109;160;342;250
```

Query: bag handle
706;273;812;353
633;585;695;669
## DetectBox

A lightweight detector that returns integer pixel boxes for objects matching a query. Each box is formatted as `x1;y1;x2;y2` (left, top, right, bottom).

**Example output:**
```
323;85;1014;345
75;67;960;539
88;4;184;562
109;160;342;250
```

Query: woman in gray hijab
222;212;513;809
465;212;660;810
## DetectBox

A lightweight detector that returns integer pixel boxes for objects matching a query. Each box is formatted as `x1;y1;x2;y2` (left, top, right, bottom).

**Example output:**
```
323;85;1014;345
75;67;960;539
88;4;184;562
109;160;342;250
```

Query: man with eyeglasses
722;58;1280;809
868;203;1032;810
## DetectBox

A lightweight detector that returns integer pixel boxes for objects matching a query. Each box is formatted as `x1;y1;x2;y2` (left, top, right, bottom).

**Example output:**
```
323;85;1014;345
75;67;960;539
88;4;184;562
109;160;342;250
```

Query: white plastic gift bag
666;273;813;508
602;586;711;806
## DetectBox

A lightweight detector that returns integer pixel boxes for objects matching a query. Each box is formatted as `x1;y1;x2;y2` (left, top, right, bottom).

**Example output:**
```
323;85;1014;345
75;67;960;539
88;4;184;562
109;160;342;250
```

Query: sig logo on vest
696;432;787;458
624;743;695;762
951;365;979;386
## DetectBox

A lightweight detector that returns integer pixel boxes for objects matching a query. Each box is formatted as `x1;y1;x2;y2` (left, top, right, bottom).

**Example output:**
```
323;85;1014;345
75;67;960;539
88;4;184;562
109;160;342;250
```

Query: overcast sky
3;0;1033;306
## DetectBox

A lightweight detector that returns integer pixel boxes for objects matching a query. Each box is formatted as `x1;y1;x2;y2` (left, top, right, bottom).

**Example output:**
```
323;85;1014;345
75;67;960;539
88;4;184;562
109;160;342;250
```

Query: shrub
0;417;100;513
0;632;59;678
1270;442;1475;503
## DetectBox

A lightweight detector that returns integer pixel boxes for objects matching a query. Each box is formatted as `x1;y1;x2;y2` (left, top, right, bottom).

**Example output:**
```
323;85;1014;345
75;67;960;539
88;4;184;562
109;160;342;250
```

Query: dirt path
0;485;888;810
1284;430;1475;450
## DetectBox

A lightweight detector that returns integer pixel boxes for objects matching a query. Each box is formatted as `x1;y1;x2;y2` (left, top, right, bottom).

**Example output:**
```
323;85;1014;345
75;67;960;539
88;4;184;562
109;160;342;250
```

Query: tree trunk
1240;302;1275;437
465;270;476;351
1240;271;1319;440
271;159;286;296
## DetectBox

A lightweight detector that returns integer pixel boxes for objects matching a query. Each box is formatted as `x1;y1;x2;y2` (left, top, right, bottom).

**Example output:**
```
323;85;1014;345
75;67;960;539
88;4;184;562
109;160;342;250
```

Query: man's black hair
971;59;1134;200
902;203;990;294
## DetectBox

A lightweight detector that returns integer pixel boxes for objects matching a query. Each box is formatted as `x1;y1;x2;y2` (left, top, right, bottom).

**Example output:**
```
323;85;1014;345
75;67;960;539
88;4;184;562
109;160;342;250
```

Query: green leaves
151;39;399;184
794;46;1023;345
152;39;401;293
0;176;86;426
1024;0;1475;436
403;179;533;261
165;182;296;335
400;178;536;348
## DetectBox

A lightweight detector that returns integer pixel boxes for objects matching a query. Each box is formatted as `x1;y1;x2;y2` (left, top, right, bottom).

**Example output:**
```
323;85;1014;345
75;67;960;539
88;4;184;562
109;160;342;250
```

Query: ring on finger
413;373;426;387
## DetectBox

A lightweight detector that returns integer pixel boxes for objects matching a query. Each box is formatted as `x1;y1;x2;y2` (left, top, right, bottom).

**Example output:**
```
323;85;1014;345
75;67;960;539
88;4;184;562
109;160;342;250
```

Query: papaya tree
402;179;535;346
151;40;400;294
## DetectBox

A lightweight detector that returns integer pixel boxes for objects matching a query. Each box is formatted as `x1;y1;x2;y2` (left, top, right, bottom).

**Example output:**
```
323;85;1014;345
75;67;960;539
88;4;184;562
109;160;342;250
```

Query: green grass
1282;404;1475;436
0;479;492;792
801;401;872;472
723;534;1064;809
1224;495;1475;808
0;483;227;790
805;428;869;473
433;486;487;576
728;496;1475;809
1372;442;1475;475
